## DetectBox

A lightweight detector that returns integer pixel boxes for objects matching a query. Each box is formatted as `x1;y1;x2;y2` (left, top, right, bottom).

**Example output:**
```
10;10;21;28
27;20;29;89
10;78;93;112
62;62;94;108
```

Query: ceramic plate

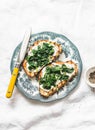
10;31;82;102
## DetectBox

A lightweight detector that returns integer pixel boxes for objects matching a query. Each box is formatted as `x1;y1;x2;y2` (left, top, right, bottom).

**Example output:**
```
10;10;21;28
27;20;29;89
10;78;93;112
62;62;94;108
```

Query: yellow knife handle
6;67;19;98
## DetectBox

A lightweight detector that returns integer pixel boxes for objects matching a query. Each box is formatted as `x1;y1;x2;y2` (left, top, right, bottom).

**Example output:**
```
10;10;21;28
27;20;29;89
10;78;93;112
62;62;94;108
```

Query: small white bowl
86;66;95;88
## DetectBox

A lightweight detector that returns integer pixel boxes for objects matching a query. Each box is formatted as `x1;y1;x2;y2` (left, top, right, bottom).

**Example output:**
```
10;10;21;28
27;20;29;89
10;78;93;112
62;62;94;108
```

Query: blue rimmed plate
10;31;82;102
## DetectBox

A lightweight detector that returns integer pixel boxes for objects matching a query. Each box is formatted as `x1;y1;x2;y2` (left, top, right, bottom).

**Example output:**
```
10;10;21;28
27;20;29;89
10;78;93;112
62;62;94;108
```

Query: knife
6;29;31;98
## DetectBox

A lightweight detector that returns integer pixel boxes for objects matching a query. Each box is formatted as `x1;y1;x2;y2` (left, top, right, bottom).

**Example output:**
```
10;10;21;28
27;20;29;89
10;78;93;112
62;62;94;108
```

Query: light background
1;0;95;130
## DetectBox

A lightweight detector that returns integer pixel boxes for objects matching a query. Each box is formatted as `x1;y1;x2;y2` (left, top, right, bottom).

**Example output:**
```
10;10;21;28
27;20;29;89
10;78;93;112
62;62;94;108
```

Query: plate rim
10;31;83;102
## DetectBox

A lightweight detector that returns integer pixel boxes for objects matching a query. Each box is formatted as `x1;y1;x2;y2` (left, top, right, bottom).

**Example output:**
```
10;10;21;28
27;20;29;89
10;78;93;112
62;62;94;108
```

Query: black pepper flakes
89;71;95;83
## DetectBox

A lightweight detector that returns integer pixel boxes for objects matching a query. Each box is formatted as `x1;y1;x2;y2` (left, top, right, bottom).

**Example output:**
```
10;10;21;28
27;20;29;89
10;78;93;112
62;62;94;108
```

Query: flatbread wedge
38;60;78;97
22;40;62;77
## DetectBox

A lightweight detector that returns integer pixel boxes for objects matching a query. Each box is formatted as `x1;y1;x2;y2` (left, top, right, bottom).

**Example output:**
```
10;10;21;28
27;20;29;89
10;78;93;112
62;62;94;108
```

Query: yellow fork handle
6;67;19;98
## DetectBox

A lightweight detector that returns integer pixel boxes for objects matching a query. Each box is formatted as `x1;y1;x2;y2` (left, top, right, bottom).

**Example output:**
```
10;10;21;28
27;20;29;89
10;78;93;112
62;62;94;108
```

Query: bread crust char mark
22;60;36;77
39;60;78;98
22;40;62;78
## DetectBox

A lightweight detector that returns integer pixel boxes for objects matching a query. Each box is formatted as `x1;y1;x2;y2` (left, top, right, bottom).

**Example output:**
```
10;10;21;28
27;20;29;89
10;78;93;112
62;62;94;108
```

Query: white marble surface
1;0;95;130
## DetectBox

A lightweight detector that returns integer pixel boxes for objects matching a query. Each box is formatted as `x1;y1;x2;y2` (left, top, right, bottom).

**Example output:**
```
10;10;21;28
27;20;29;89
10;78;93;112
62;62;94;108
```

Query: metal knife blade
18;29;31;64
